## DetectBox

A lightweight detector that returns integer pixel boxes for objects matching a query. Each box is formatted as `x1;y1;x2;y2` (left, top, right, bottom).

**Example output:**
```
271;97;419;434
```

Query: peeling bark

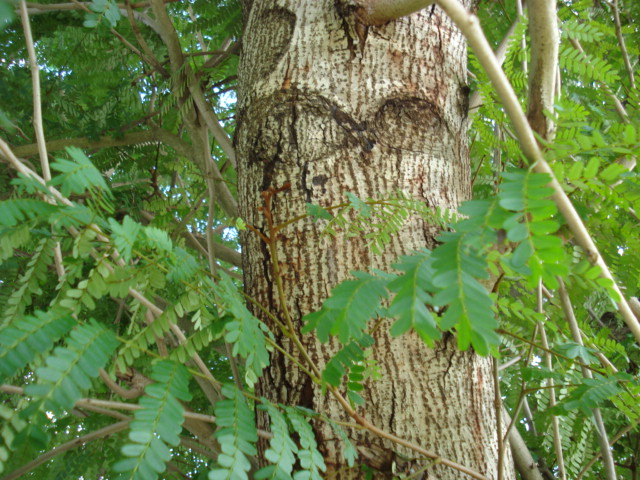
237;2;513;478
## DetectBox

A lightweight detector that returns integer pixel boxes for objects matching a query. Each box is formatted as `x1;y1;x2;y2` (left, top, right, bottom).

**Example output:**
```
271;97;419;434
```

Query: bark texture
236;1;512;478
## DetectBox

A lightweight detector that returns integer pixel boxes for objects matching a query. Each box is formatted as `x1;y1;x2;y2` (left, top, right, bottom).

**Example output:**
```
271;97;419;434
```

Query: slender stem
612;0;636;91
494;358;504;480
19;0;66;279
557;277;617;480
536;281;566;480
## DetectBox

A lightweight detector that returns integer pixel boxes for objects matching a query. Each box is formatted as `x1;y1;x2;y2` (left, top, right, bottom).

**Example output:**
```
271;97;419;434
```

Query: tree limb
11;128;194;160
354;0;435;25
526;0;559;140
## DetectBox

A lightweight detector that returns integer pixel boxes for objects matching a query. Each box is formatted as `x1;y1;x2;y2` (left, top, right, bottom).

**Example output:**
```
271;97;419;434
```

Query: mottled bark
236;1;512;478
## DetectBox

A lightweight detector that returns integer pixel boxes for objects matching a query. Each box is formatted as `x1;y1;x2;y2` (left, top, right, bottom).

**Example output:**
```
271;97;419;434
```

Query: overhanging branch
12;128;195;160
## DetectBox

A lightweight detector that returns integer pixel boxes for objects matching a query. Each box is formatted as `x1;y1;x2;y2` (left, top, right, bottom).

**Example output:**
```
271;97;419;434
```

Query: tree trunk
236;1;513;478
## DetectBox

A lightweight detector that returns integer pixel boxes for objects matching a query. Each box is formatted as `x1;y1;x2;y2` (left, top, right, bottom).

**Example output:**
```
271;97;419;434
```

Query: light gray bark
237;2;513;478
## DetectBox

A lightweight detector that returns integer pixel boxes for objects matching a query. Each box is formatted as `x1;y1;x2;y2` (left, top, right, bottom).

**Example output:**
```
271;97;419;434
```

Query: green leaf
305;203;332;221
217;272;270;387
387;250;440;345
255;405;298;480
113;360;190;480
210;384;258;480
303;271;387;344
345;192;371;218
108;215;141;263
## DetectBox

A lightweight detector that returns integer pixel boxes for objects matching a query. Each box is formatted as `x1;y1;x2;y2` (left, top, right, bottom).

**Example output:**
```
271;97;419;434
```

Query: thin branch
612;0;636;91
0;421;130;480
469;16;520;114
502;409;545;480
12;128;194;160
19;0;66;279
0;383;273;439
435;0;640;347
99;368;144;399
536;282;566;480
187;76;237;169
494;359;504;480
574;423;637;480
557;277;616;480
124;0;169;77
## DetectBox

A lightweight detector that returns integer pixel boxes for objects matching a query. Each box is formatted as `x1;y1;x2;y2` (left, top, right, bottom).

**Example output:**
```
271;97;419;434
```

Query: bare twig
612;0;636;91
19;0;66;279
502;409;545;480
494;359;504;480
469;16;520;114
536;282;566;480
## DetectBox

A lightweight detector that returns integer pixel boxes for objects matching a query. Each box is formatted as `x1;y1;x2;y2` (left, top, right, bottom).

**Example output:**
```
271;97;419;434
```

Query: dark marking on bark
250;7;296;80
460;84;471;118
300;161;312;202
374;97;444;152
334;0;358;60
311;174;329;194
299;375;314;409
259;240;276;314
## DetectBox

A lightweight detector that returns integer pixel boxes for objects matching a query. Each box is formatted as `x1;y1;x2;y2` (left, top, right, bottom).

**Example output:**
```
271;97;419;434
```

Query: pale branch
612;0;636;91
575;423;637;480
526;0;559;140
469;16;520;114
516;0;527;75
99;368;144;400
188;75;238;169
494;359;505;480
502;409;545;480
0;421;131;480
124;0;169;77
19;0;67;281
24;0;166;34
435;0;640;347
11;128;194;160
19;2;50;183
536;282;566;480
354;0;435;25
0;383;273;439
557;277;617;480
